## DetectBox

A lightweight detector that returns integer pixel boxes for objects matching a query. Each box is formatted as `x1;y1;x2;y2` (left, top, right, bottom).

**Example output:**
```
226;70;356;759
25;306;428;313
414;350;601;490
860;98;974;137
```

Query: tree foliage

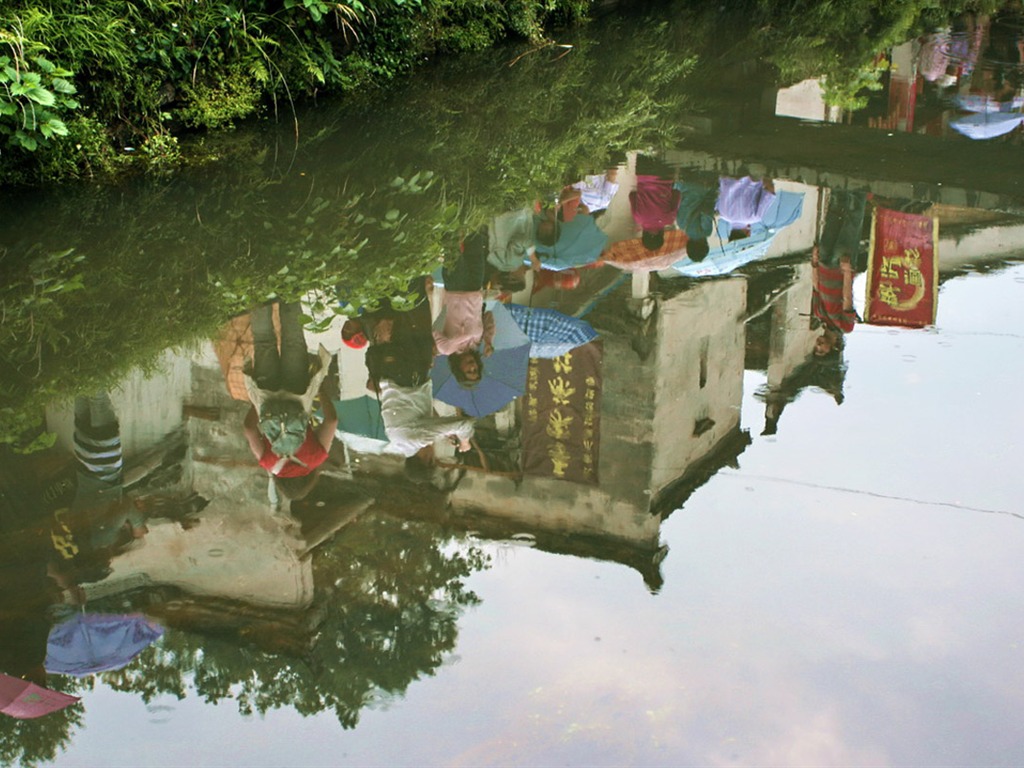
745;0;1006;109
0;5;688;451
100;513;488;728
0;0;598;184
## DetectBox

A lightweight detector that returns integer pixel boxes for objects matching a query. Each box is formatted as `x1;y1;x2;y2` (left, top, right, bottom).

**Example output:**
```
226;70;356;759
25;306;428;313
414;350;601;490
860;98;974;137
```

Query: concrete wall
651;277;746;495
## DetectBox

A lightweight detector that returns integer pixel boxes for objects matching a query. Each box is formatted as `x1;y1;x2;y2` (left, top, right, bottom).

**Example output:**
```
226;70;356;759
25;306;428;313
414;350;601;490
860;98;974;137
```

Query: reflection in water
1;1;1024;764
99;509;486;730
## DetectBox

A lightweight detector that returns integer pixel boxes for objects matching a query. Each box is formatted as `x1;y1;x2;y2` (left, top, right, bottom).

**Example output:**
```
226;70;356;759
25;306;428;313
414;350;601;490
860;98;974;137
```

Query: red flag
0;673;80;719
865;208;939;328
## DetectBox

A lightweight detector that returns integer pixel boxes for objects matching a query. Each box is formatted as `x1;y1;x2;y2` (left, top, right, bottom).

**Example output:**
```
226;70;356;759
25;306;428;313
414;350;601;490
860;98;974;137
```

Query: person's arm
243;406;266;460
841;255;854;311
481;310;496;357
314;396;338;451
811;246;820;289
432;328;449;356
388;416;475;455
670;187;682;215
372;318;393;343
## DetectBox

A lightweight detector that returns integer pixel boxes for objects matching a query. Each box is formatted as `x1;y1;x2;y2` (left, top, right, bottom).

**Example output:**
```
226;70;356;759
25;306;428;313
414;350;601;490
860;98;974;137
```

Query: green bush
0;20;80;154
179;66;264;129
0;0;597;185
16;113;124;181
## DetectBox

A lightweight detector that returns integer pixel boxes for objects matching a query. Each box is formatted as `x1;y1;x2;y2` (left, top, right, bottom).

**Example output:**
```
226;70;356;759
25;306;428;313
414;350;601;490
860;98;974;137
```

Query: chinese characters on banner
865;207;939;328
521;340;602;484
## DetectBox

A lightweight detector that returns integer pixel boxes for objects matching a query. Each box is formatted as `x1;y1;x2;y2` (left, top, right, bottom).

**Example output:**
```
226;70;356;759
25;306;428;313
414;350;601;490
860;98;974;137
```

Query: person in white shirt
378;379;475;479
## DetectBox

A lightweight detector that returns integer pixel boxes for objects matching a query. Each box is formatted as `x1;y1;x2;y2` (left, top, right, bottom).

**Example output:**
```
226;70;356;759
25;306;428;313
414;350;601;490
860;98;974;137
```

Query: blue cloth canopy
715;189;805;241
669;189;804;278
669;233;778;278
46;612;163;677
953;94;1024;113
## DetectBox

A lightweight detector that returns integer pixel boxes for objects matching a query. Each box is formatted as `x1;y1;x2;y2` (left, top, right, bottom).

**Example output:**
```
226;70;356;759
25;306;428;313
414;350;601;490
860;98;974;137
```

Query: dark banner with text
522;341;602;484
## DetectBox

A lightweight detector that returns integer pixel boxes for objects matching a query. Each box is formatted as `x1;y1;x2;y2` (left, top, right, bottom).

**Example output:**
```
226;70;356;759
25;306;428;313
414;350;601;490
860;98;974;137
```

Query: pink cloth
433;292;495;355
0;674;80;719
629;175;681;230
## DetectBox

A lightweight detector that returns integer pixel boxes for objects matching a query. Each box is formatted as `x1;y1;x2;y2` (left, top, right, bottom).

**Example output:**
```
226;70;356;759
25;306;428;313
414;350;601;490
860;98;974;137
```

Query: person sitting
717;175;776;236
433;239;496;366
631;155;681;252
378;377;475;460
447;348;483;386
242;303;337;488
810;188;868;355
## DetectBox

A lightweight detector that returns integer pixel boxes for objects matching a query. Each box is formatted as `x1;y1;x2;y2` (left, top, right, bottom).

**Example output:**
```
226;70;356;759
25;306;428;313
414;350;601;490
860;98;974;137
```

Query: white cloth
717;176;776;229
378;380;475;457
487;207;536;272
572;174;619;211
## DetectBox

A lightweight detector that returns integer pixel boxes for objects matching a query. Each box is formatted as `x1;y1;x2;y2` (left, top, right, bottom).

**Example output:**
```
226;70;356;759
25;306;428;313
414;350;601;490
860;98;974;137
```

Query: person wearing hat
341;320;368;350
242;302;337;490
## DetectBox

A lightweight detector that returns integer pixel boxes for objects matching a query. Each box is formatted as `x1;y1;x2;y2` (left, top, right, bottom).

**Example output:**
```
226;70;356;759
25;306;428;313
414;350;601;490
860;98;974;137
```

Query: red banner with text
865;208;939;328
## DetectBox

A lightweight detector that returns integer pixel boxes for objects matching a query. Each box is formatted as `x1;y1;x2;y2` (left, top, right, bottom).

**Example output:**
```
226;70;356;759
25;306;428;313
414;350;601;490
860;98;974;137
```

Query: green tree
101;512;489;728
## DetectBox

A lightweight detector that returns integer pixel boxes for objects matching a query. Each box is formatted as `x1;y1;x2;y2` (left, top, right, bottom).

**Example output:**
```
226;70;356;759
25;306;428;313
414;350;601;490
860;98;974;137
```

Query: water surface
1;3;1023;766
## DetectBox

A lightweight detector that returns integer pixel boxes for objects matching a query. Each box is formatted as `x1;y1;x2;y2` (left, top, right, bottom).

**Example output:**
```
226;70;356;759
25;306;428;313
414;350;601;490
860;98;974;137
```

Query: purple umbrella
45;612;164;677
0;673;80;719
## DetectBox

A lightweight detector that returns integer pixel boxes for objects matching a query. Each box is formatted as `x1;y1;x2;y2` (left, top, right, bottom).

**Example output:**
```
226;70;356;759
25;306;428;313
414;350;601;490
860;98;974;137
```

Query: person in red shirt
811;189;868;356
242;303;337;497
630;155;681;252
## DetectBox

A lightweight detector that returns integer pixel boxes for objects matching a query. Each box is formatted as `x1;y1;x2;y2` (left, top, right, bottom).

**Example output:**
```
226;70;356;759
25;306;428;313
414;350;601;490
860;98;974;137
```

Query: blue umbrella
950;111;1024;140
432;302;531;417
45;612;163;676
505;304;599;358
